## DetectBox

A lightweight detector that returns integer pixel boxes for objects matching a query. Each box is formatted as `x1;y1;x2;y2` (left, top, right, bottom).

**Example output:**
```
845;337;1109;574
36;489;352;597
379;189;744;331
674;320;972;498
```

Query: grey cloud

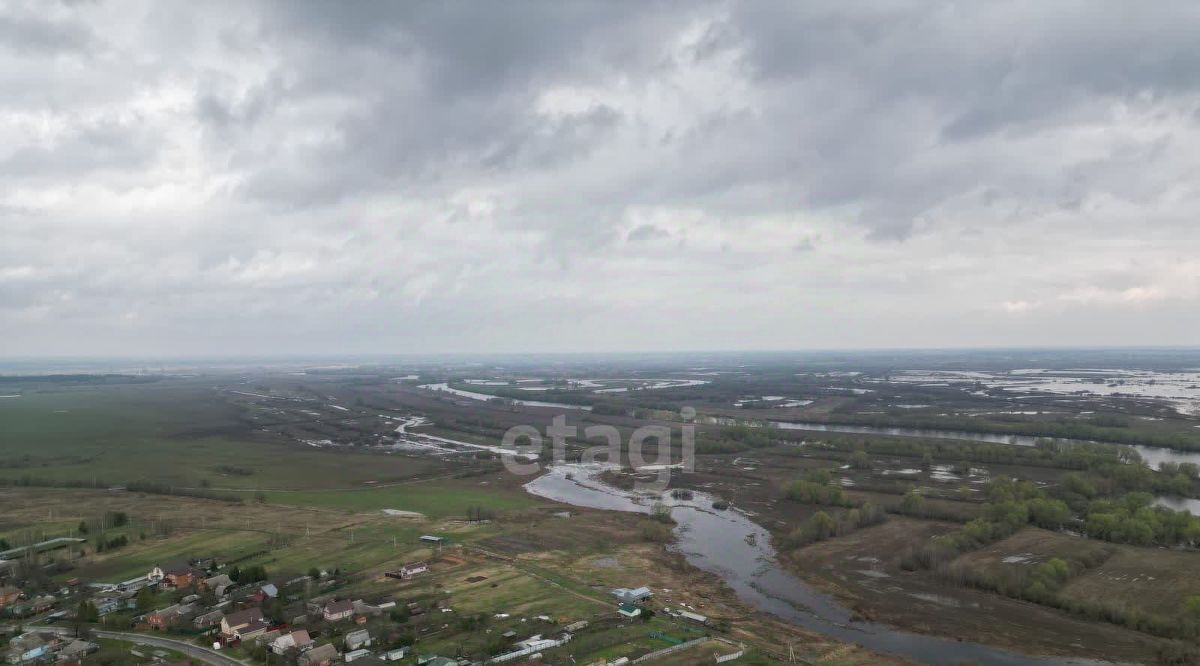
3;1;1200;355
0;9;97;56
626;224;670;243
1;117;158;178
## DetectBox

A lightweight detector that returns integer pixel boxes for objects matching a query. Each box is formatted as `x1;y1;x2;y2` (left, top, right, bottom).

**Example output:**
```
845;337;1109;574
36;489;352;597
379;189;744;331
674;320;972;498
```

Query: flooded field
525;464;1106;666
770;420;1200;469
419;382;591;410
876;369;1200;416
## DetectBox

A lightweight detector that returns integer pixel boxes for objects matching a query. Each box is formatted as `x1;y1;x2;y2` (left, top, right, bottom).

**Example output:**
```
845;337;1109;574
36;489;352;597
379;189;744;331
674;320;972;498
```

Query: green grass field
242;481;541;517
0;383;445;491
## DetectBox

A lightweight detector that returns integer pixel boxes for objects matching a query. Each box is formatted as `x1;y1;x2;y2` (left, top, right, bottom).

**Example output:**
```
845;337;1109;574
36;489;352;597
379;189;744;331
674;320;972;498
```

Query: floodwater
419;383;591;411
525;464;1107;665
1153;496;1200;515
879;369;1200;417
770;421;1200;470
384;414;537;460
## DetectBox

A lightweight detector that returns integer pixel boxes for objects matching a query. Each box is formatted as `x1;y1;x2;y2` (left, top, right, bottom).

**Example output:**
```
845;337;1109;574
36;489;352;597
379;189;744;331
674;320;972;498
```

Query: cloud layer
3;0;1199;356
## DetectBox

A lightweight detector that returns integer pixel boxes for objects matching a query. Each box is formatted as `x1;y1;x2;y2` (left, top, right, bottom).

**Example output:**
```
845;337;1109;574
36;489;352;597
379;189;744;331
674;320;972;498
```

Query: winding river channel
525;464;1107;665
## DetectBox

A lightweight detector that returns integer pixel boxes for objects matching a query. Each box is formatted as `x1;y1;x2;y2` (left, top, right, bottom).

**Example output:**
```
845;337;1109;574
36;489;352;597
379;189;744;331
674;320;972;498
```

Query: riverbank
668;452;1179;666
527;463;1127;665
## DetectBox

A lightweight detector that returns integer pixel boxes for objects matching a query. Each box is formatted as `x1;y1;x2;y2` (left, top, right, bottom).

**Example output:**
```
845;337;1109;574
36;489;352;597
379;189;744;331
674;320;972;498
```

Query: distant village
1;533;711;666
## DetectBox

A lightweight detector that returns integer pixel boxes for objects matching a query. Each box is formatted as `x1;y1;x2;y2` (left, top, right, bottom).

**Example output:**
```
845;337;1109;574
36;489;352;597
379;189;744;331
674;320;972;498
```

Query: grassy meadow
0;382;446;491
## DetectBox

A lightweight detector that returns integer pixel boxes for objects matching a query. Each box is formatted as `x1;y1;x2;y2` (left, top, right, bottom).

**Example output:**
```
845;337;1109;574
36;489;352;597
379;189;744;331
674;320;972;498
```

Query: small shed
617;603;642;619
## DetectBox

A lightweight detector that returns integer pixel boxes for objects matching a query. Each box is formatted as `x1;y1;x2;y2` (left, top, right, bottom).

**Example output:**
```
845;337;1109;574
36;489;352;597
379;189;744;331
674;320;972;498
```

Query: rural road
92;630;249;666
33;627;247;666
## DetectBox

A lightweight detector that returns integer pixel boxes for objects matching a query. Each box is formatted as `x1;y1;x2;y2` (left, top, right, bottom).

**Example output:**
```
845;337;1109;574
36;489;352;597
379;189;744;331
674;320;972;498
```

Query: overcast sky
2;1;1199;357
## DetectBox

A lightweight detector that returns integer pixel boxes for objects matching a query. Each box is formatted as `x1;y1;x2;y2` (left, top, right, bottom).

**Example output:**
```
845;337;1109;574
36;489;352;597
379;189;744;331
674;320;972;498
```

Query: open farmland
3;352;1200;665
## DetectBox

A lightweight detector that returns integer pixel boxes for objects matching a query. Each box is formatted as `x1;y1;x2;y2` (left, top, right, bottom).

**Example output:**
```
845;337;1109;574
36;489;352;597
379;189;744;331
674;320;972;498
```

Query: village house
152;561;201;589
146;603;193;629
29;595;56;614
201;574;234;597
193;609;224;630
382;647;409;661
5;595;55;618
220;607;265;640
91;596;121;617
343;629;371;651
57;639;99;663
297;643;339;666
271;630;314;655
283;603;309;626
249;583;278;603
4;632;60;664
0;587;19;610
238;621;270;642
610;586;652;605
351;600;383;618
322;599;354;622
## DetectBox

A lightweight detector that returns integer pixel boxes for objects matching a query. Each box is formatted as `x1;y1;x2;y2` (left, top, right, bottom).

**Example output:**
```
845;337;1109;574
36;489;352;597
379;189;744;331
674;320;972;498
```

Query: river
419;383;592;411
769;421;1200;470
525;464;1107;665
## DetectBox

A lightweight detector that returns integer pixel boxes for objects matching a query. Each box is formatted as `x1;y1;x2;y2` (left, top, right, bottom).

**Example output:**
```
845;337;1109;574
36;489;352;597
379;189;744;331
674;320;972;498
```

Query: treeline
899;478;1074;570
0;475;244;503
0;374;162;386
0;476;111;489
785;467;976;521
79;511;129;533
945;536;1200;643
125;480;243;503
0;454;98;470
94;534;129;553
900;476;1200;564
798;433;1137;471
1083;493;1200;546
888;489;982;523
780;468;888;548
590;402;629;416
696;425;777;454
781;503;887;549
802;413;1200;452
1056;462;1199;512
783;475;853;507
228;564;268;583
944;537;1114;605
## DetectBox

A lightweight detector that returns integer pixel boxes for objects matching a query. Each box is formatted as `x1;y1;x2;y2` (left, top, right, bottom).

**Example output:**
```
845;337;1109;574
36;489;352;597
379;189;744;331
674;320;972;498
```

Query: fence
715;649;745;663
648;631;683;645
631;637;707;663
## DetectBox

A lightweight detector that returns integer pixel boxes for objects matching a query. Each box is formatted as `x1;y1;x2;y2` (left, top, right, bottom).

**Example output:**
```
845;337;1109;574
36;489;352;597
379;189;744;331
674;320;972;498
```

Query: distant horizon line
2;344;1200;364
